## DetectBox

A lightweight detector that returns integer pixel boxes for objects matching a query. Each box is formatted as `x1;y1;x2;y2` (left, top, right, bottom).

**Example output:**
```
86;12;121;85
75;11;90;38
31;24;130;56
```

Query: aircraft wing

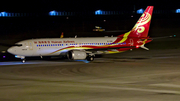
151;35;176;40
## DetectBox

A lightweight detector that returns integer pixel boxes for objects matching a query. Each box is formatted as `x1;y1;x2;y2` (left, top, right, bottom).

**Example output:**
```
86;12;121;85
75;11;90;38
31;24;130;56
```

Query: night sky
0;0;179;44
0;0;179;12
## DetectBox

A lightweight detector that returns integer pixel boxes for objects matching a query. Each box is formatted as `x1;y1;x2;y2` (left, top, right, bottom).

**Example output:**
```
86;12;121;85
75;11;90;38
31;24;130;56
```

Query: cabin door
28;41;33;50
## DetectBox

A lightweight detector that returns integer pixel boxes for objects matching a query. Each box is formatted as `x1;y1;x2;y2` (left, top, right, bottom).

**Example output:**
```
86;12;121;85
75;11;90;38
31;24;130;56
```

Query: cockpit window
14;44;23;47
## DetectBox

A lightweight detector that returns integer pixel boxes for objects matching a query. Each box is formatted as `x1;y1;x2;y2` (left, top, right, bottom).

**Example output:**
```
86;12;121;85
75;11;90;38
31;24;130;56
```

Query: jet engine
67;50;87;60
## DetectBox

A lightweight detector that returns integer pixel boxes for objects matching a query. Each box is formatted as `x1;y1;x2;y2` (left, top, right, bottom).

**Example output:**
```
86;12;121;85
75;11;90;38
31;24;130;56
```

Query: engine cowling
67;50;87;60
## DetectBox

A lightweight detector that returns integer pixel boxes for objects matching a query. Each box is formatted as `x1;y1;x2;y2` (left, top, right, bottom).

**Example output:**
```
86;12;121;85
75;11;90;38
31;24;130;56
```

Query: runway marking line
45;83;180;95
150;83;180;88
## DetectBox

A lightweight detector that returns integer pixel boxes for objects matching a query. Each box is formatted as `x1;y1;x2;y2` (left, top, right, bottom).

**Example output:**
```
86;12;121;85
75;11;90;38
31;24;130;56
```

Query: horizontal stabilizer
152;35;176;40
140;45;149;50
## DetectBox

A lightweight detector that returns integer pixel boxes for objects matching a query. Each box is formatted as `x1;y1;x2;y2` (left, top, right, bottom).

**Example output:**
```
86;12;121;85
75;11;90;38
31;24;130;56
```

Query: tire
87;56;94;61
22;59;26;63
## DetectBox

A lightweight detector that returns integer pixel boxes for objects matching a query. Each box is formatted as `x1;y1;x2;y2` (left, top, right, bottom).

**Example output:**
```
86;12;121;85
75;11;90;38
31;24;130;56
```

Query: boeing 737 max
7;6;154;63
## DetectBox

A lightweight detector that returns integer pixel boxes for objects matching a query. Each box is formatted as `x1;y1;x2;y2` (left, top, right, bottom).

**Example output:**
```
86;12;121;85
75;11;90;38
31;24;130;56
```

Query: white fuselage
8;37;125;57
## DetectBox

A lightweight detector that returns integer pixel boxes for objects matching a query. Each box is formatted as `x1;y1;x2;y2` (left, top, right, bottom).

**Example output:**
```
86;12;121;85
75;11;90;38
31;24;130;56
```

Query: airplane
93;26;127;33
60;32;64;38
7;6;154;63
93;26;105;32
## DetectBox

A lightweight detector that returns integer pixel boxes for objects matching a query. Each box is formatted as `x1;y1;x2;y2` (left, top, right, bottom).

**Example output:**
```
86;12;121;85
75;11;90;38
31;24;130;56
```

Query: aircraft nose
7;47;16;54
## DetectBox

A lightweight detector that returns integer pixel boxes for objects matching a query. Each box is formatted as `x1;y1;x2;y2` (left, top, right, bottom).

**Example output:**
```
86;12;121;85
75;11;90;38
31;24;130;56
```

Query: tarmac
0;49;180;101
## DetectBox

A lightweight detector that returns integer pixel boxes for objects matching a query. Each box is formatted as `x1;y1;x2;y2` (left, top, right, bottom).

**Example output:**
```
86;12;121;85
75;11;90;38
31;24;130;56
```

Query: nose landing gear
15;55;26;63
21;58;26;63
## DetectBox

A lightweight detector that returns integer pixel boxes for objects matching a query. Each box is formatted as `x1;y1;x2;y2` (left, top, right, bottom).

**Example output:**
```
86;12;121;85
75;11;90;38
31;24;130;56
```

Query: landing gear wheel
87;56;94;61
22;59;26;63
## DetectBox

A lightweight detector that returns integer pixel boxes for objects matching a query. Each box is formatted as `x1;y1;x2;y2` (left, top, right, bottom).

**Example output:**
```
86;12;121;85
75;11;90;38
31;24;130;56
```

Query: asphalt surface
0;49;180;101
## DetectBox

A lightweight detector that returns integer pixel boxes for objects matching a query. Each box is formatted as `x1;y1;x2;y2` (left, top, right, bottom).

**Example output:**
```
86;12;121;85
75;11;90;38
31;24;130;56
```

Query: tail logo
130;39;134;46
132;12;151;34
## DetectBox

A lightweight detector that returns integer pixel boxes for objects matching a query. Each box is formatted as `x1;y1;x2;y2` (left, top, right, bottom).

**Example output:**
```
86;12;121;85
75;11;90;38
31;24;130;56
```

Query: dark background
0;0;179;46
0;0;179;12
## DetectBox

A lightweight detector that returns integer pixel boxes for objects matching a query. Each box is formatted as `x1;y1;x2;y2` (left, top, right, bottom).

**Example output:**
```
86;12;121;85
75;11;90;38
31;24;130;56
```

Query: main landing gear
86;55;95;61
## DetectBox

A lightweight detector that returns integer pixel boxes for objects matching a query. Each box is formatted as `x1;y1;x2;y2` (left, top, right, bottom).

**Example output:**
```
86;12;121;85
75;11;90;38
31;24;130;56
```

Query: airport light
95;10;103;15
0;12;27;17
137;9;144;14
49;10;58;16
176;9;180;13
0;12;8;17
49;11;72;16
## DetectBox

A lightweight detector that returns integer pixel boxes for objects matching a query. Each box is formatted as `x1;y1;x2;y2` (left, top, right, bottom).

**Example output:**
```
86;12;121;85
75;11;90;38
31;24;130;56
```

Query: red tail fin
118;6;154;38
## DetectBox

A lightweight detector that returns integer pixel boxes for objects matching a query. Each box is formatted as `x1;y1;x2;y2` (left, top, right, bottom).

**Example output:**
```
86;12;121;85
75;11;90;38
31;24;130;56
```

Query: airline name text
34;40;75;44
